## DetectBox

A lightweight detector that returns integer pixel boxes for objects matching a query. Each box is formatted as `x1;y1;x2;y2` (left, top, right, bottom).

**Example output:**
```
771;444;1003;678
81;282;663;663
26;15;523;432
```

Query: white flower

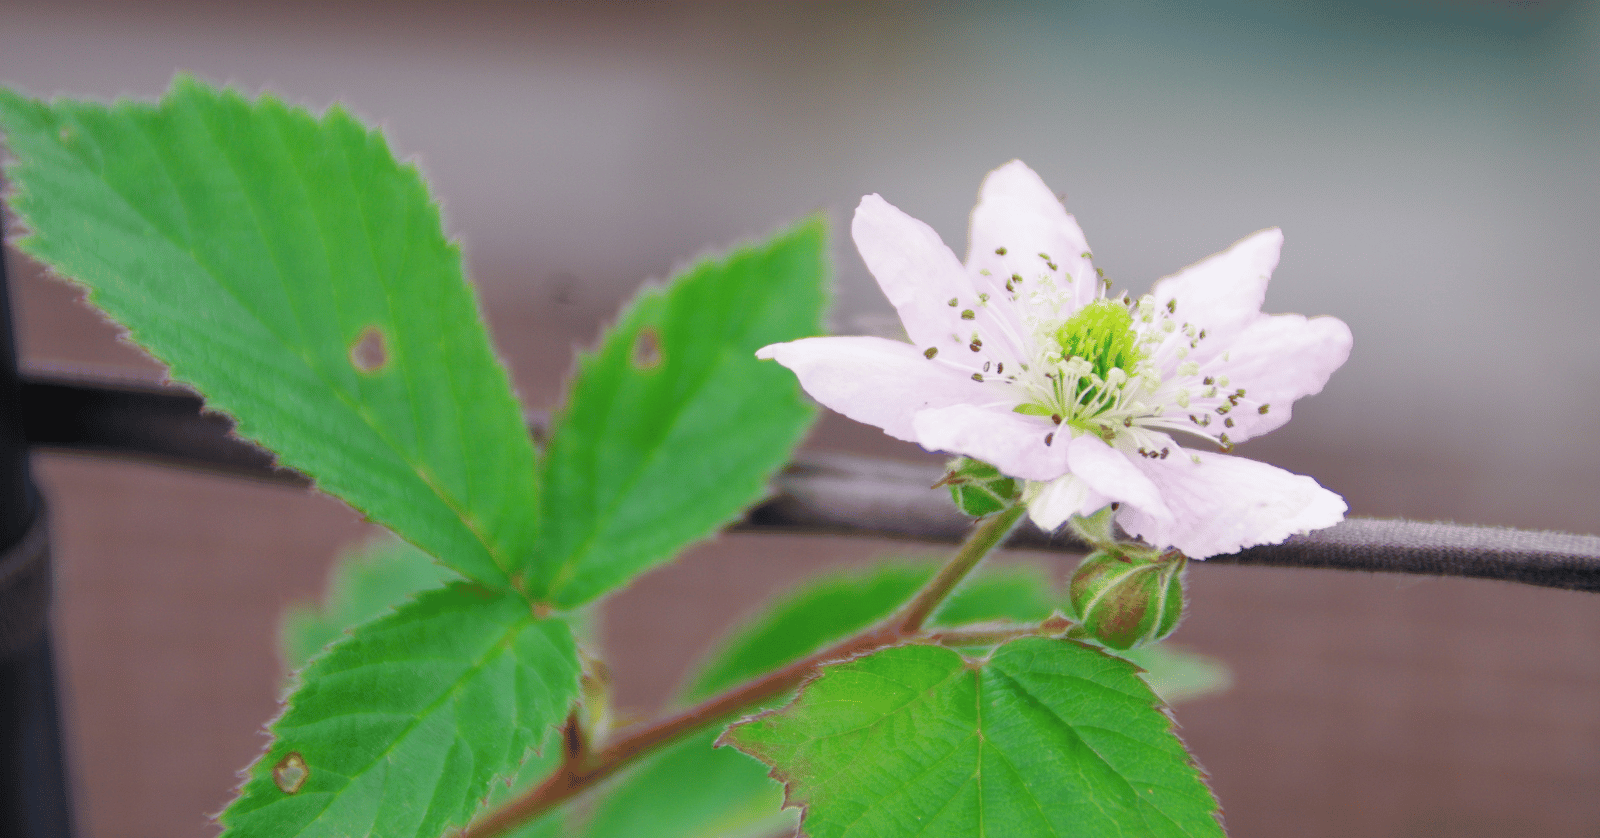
757;160;1353;558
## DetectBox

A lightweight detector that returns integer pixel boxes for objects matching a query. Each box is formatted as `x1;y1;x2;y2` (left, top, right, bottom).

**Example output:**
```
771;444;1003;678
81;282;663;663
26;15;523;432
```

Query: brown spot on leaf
273;751;308;794
349;326;388;373
631;327;663;370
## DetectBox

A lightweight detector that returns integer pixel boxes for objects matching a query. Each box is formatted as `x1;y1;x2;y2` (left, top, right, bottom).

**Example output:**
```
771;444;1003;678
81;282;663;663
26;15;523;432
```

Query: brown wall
5;2;1597;836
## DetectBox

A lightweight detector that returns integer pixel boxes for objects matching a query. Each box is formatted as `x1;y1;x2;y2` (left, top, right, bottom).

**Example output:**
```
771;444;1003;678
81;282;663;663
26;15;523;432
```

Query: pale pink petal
966;160;1101;313
1117;450;1346;559
1065;434;1173;522
1203;313;1353;441
757;336;991;442
852;195;979;352
1024;475;1109;531
912;403;1069;481
1150;228;1282;342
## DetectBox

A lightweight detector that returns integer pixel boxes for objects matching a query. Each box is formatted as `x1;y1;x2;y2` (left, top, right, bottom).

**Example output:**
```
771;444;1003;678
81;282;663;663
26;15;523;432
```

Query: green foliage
280;537;460;673
1121;643;1232;705
535;219;828;605
221;584;580;838
581;561;1052;838
579;730;794;838
0;78;540;587
686;560;1054;701
477;742;567;838
724;639;1224;838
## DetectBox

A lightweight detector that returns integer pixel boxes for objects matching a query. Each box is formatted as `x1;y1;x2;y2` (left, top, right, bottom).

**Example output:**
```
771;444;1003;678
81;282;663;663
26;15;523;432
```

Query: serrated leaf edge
719;637;1226;838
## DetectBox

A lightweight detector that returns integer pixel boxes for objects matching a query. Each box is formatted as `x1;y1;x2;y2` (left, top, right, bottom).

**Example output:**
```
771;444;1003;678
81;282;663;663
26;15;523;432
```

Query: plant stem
457;501;1026;838
893;502;1026;634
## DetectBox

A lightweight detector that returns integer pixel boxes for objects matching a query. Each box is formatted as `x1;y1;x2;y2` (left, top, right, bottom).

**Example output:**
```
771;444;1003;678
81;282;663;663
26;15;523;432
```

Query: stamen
995;246;1007;255
961;309;976;320
924;347;938;359
971;373;984;382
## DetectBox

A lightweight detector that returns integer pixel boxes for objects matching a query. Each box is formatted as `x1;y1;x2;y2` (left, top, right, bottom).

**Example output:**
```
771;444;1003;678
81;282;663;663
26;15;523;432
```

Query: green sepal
1069;548;1187;650
939;457;1020;518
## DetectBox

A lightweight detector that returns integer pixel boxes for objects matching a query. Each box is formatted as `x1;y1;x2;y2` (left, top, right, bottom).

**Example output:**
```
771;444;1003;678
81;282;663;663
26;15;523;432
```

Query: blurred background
3;1;1597;836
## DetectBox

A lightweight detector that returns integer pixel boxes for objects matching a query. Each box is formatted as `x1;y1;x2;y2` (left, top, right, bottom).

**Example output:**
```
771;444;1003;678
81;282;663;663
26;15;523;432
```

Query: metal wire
21;372;1600;592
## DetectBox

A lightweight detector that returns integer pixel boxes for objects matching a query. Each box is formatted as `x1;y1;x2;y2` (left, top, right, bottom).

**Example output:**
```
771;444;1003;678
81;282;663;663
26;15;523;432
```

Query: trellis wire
21;372;1600;592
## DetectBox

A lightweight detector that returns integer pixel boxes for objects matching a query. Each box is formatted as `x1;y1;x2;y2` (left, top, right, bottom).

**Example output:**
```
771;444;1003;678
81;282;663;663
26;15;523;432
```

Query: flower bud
938;458;1019;517
1069;548;1186;650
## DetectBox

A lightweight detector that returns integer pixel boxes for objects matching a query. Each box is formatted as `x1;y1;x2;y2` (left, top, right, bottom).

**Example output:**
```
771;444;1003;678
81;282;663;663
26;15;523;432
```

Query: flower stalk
457;502;1028;838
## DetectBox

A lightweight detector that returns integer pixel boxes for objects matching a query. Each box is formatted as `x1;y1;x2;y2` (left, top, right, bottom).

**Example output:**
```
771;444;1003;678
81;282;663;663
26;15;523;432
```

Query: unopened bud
1069;548;1186;650
937;458;1019;517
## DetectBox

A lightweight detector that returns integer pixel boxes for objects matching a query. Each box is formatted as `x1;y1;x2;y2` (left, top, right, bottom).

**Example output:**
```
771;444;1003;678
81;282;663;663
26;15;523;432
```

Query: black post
0;230;74;835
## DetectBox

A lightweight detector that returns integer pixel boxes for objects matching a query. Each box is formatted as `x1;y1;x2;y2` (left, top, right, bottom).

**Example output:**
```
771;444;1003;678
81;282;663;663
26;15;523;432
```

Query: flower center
1055;299;1141;386
1014;298;1151;434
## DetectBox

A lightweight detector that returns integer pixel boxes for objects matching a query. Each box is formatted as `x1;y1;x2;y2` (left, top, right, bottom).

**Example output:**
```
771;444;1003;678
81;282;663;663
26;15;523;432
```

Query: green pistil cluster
1014;298;1149;434
1056;299;1141;382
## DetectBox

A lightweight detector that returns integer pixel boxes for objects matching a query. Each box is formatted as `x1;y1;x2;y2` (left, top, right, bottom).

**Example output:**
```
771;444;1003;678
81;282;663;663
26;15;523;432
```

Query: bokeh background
3;1;1597;836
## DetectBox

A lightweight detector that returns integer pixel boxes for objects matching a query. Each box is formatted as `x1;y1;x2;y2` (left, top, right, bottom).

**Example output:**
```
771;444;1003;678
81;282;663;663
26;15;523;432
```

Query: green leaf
535;219;828;606
685;559;1054;701
578;730;794;838
572;561;1053;838
724;638;1224;838
476;739;568;838
280;537;461;673
220;583;581;838
0;79;540;587
1119;643;1232;705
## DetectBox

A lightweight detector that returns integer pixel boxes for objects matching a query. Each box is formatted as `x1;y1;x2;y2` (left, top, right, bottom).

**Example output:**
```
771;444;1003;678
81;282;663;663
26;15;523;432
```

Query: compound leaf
0;78;540;587
280;537;461;673
724;638;1224;838
578;561;1055;838
535;219;827;605
221;584;580;838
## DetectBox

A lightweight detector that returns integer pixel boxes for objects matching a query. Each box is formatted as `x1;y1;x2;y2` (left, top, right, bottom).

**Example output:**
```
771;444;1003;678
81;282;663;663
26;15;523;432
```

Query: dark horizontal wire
20;372;1600;592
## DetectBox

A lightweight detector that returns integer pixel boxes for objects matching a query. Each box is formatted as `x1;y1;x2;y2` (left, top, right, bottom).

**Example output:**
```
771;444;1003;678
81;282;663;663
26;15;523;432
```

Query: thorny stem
456;500;1028;838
